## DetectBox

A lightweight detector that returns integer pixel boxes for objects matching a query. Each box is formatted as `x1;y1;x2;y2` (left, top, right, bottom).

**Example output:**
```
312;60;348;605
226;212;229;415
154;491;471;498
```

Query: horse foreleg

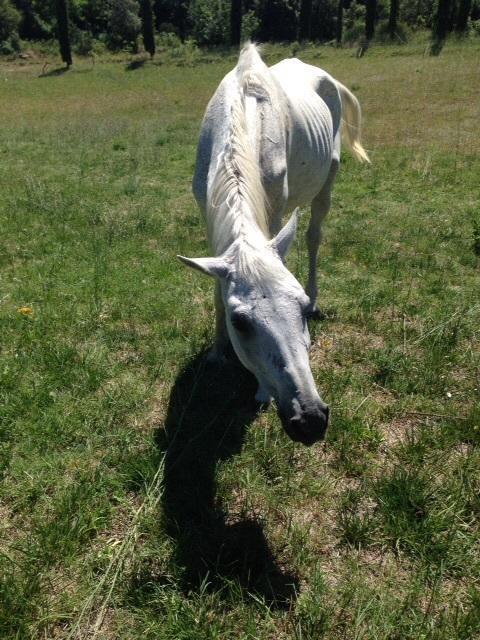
207;281;230;363
305;160;339;317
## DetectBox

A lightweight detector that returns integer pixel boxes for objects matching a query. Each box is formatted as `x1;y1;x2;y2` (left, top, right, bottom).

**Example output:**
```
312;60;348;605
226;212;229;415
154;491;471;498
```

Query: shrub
156;31;182;50
374;18;410;42
0;0;21;53
471;19;480;35
158;22;180;35
343;19;366;43
107;0;141;51
188;0;229;45
74;30;94;56
343;1;366;43
241;9;260;41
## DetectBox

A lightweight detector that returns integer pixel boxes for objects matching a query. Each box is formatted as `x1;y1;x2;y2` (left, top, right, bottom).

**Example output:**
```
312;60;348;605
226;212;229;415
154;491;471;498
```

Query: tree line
1;0;479;63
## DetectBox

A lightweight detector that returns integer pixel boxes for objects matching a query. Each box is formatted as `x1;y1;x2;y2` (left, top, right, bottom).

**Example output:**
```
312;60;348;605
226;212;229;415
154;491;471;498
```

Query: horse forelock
219;240;295;297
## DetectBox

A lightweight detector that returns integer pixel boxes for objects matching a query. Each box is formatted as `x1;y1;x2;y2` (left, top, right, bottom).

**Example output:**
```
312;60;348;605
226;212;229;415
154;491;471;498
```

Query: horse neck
208;198;267;257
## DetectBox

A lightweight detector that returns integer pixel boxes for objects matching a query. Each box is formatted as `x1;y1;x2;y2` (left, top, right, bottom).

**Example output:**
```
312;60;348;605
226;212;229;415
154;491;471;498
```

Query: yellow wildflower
17;306;33;316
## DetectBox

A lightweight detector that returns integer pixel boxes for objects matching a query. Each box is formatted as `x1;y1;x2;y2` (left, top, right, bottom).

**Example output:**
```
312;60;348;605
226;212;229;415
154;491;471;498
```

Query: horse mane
206;43;273;258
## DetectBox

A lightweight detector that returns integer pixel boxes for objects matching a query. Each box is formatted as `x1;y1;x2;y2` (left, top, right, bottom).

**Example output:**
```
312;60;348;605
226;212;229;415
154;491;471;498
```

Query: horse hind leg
305;158;339;318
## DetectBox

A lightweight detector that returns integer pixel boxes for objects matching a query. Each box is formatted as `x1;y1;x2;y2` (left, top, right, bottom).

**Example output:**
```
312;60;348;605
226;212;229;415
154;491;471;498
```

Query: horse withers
179;43;369;446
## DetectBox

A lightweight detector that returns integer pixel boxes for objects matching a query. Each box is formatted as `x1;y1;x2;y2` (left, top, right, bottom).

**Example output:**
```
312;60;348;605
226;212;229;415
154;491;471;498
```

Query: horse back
269;58;340;207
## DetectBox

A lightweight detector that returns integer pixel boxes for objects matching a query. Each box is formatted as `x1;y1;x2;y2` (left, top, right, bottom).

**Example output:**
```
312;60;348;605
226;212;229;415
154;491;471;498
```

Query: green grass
1;37;479;639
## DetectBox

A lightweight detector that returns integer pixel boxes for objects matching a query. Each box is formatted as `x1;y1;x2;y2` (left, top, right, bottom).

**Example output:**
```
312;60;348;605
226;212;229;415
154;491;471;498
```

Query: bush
188;0;229;45
158;22;179;36
343;20;365;44
156;31;182;50
471;19;480;35
0;0;21;53
241;9;260;41
343;1;366;44
107;0;141;51
374;18;410;42
74;30;94;56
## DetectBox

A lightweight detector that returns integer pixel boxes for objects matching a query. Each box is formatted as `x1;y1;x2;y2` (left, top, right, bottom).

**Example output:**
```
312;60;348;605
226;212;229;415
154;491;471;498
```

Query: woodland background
1;0;480;63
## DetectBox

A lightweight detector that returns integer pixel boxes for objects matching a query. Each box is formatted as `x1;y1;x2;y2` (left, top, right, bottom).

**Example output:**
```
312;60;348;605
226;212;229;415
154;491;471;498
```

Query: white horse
179;43;369;446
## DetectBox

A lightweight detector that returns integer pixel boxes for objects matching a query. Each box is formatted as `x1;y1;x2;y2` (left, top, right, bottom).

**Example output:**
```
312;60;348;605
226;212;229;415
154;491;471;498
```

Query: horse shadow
155;349;299;608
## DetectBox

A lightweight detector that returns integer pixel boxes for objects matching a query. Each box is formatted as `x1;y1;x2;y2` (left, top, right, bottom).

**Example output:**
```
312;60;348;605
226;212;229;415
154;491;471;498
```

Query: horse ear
177;255;230;278
270;208;300;260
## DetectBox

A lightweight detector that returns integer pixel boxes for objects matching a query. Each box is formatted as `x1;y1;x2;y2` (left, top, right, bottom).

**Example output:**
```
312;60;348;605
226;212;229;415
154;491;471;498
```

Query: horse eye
231;313;251;333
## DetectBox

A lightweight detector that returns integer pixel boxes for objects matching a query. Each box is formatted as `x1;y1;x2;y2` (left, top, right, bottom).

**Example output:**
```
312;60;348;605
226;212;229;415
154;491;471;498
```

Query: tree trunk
299;0;312;41
336;0;343;44
365;0;376;41
388;0;399;39
431;0;452;54
140;0;156;58
230;0;242;47
56;0;72;67
455;0;472;32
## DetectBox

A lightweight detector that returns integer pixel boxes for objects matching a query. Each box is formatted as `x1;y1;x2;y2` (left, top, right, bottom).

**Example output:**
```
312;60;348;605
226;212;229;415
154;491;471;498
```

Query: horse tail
336;81;370;164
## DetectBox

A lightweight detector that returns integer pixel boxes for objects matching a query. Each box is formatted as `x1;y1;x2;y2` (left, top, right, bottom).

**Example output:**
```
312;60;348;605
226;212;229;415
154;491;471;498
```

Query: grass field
1;36;479;639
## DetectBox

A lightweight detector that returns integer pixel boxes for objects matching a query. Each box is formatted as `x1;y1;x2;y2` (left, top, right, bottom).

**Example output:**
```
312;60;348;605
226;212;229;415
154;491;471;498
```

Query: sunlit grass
0;37;479;639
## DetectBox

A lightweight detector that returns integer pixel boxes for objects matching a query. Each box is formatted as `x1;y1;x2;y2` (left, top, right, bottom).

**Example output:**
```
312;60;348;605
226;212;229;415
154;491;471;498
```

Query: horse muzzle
279;401;329;446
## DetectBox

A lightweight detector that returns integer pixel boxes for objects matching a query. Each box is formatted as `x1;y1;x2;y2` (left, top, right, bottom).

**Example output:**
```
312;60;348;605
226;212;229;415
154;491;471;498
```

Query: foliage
343;0;366;43
241;9;260;41
107;0;141;50
0;0;21;53
375;17;409;41
73;28;94;55
187;0;229;45
2;0;477;50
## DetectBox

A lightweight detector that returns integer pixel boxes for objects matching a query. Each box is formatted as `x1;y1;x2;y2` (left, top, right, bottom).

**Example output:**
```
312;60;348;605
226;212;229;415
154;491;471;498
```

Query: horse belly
285;97;334;208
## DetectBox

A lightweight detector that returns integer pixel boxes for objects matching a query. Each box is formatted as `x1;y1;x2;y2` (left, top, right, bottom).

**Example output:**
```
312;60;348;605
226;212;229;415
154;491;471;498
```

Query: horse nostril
278;401;330;445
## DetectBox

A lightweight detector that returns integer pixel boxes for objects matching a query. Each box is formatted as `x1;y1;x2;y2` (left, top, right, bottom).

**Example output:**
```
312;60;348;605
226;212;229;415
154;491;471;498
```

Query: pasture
0;36;479;639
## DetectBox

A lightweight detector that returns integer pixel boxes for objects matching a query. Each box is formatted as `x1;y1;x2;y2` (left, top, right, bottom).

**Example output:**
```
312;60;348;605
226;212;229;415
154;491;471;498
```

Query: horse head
179;210;329;446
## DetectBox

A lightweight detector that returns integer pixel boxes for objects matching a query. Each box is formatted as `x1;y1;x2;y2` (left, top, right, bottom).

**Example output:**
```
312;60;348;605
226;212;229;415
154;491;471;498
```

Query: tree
431;0;452;54
388;0;399;39
0;0;20;50
258;0;297;41
108;0;141;50
336;0;343;43
311;0;337;42
140;0;155;57
189;0;229;45
299;0;313;40
455;0;472;32
230;0;242;46
56;0;72;67
365;0;376;40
